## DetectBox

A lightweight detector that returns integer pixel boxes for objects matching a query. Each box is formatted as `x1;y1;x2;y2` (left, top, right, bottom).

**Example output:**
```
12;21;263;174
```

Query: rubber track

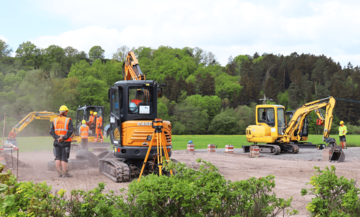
99;158;130;182
257;144;281;155
289;144;299;154
280;143;299;154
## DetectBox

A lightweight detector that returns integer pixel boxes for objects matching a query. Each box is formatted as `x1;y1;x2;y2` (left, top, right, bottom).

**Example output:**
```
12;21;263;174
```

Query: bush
127;159;298;216
67;183;128;217
1;160;298;216
0;164;67;216
301;166;360;216
347;124;360;135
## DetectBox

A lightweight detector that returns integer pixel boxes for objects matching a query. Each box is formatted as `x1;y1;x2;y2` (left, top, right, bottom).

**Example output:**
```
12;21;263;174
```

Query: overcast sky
1;0;360;67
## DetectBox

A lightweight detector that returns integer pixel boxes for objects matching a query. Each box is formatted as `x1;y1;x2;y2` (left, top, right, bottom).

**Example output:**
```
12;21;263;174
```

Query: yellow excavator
6;111;58;146
245;97;345;161
98;51;172;182
6;109;109;149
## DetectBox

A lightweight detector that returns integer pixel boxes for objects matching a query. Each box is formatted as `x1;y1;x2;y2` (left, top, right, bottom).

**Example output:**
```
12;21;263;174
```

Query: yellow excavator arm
123;51;145;81
9;111;58;137
282;96;336;143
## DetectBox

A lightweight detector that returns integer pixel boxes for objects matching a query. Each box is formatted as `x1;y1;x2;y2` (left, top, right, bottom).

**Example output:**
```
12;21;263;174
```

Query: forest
0;39;360;136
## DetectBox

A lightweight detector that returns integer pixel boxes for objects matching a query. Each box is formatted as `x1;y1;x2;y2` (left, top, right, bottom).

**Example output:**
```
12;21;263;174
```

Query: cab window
258;108;275;126
128;86;153;114
77;109;84;125
111;88;120;117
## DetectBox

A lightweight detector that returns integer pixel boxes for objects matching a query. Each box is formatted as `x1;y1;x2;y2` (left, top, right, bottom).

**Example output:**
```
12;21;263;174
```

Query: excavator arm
8;111;58;139
123;51;145;81
282;97;336;143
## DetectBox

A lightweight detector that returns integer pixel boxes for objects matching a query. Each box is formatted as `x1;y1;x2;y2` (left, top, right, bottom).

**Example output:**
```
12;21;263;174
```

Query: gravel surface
179;147;360;162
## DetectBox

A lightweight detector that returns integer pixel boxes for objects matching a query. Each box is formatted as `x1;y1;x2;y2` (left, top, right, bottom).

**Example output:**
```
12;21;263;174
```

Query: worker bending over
50;105;74;178
88;110;95;134
80;120;89;150
339;121;347;149
94;112;103;142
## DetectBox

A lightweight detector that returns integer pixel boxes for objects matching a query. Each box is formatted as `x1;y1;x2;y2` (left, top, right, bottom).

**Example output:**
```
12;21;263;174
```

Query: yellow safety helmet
93;112;98;115
340;121;344;125
90;111;93;115
82;120;86;124
59;105;69;112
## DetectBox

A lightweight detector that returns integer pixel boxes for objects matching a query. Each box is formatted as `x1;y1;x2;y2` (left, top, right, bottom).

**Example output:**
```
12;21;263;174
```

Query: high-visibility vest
96;116;103;128
131;99;142;106
339;125;347;136
80;124;89;139
89;115;95;124
53;116;72;142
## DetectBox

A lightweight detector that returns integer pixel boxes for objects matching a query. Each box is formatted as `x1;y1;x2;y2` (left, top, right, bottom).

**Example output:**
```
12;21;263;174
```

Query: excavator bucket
325;138;345;163
329;145;345;163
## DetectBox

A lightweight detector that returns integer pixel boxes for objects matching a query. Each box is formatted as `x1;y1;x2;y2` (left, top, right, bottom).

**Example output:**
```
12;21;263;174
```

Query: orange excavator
99;51;172;182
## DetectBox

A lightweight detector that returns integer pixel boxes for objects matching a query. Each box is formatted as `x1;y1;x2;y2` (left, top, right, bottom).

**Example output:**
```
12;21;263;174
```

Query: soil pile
0;152;32;169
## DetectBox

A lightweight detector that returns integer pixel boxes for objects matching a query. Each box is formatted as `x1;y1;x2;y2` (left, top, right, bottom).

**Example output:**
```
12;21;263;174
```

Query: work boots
62;170;72;178
56;168;62;178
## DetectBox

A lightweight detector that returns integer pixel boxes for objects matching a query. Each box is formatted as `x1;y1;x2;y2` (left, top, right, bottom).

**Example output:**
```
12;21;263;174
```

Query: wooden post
2;113;5;149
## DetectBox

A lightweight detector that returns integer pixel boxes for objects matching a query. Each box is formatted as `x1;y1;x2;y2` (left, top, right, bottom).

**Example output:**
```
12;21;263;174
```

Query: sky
1;0;360;67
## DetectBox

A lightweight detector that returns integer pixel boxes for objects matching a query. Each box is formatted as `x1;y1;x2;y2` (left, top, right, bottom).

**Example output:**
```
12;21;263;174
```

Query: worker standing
50;105;74;178
88;111;95;134
80;120;89;150
339;121;347;149
94;112;103;142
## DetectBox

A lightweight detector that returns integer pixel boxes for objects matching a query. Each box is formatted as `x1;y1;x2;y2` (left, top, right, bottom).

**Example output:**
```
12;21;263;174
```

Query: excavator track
255;144;281;155
99;158;131;182
278;143;299;154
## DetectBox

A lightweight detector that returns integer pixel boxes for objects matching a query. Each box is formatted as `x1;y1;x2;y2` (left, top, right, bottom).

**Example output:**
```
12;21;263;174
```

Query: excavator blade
294;142;318;149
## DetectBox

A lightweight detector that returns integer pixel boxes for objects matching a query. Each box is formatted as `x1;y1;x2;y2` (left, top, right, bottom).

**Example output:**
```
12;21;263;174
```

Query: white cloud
30;0;360;66
0;35;8;42
31;26;122;55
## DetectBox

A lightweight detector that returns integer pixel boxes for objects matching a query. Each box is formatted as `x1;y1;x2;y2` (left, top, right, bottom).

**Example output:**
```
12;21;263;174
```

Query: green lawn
8;134;360;152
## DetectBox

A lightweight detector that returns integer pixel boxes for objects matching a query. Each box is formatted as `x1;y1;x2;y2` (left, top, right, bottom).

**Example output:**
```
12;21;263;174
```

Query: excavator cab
246;105;286;144
108;80;172;160
75;105;104;136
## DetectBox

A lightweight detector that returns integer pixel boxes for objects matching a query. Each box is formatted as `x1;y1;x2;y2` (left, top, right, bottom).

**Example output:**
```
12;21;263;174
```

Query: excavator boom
6;111;58;146
123;51;145;81
282;97;336;143
10;111;58;135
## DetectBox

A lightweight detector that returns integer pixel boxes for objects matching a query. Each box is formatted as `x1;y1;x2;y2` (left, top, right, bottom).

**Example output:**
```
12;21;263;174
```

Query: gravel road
184;147;360;162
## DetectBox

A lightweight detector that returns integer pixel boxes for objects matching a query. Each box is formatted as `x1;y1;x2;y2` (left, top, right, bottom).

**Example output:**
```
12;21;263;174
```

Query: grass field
4;134;360;152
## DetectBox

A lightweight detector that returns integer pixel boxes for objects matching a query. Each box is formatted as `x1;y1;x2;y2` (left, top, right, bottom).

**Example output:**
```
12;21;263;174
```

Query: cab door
109;87;122;146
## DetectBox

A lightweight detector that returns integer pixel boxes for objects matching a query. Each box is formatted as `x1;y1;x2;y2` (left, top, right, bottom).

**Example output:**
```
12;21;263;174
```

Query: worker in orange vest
88;110;95;134
94;112;103;142
50;105;74;178
80;120;89;150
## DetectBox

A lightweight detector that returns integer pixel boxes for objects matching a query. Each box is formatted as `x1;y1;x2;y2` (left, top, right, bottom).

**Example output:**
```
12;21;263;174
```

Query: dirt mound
1;152;32;168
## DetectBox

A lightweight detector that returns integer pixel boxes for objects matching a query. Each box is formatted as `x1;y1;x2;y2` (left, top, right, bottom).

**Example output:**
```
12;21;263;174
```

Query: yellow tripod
138;119;173;182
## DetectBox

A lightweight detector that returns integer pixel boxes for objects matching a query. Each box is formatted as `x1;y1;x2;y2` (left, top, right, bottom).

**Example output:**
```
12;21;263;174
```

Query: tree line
0;39;359;136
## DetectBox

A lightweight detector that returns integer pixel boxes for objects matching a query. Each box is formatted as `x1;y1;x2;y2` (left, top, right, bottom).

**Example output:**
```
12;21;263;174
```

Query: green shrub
301;166;360;216
1;160;298;216
127;159;298;216
0;164;67;216
67;183;128;217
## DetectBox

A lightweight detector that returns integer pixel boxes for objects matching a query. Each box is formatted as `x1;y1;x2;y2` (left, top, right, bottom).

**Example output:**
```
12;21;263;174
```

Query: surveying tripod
138;118;173;182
